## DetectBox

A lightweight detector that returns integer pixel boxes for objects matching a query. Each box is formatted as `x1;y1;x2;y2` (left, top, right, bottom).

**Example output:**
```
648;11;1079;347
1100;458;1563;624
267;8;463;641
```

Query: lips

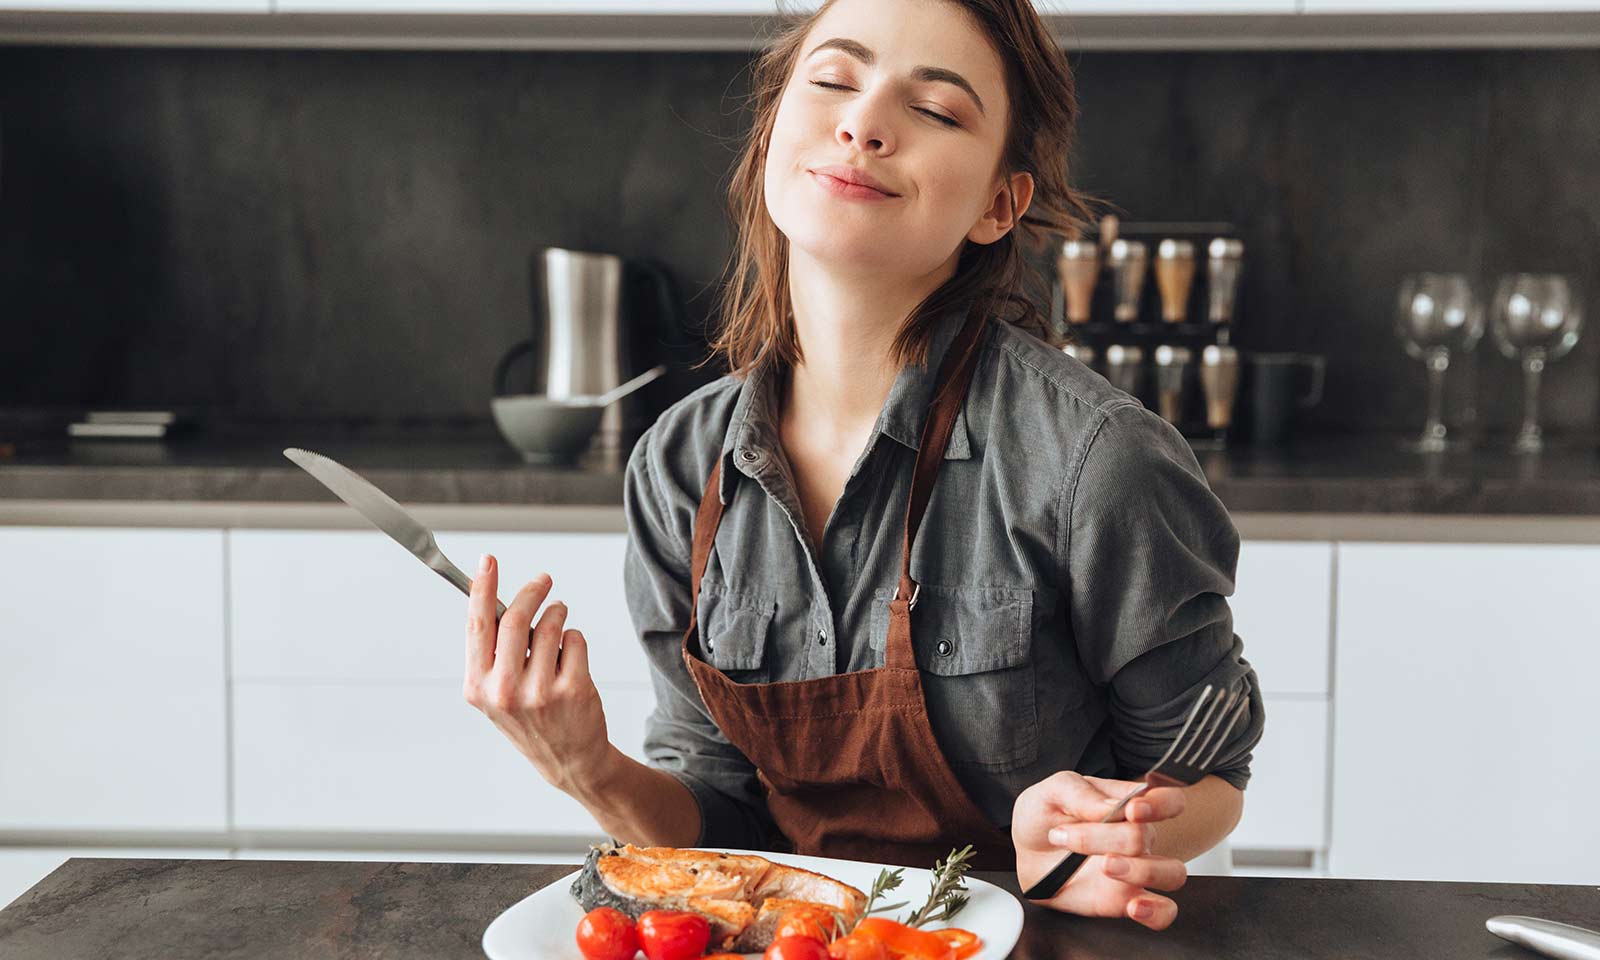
808;164;899;197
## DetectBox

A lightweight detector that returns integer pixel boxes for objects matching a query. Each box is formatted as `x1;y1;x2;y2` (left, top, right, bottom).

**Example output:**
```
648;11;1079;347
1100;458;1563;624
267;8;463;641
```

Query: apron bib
679;305;1016;870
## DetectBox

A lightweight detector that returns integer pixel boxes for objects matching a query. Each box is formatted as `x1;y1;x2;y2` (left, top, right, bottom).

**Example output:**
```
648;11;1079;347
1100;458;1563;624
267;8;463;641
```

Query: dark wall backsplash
1;44;1597;437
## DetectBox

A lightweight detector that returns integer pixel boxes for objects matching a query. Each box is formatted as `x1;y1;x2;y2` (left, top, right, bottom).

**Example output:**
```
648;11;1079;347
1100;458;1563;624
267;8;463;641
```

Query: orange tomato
853;918;956;960
827;932;890;960
774;905;841;944
931;928;982;960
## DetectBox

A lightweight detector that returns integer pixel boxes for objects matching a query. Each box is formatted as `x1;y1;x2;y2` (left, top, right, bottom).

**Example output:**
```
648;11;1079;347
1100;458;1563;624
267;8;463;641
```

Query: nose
834;89;896;155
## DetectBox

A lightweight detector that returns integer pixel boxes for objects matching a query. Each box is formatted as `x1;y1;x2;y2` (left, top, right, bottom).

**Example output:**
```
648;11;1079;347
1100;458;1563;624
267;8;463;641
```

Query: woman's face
764;0;1023;280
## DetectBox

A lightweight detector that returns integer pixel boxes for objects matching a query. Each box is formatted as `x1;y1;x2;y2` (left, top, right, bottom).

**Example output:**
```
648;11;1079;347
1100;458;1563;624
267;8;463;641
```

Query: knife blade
283;447;505;618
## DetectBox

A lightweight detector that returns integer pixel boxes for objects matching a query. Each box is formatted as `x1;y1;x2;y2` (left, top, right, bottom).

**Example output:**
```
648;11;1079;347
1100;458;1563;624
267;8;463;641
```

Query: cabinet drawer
232;680;656;836
1232;541;1333;696
229;530;649;685
1228;697;1328;852
0;527;228;832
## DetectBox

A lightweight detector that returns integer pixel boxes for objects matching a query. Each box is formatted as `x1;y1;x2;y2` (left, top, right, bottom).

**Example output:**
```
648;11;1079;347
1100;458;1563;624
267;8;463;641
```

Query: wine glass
1395;273;1483;453
1488;274;1583;454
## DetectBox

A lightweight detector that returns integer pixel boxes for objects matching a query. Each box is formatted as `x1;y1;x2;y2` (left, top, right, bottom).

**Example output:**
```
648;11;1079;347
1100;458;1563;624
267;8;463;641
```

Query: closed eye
809;80;961;128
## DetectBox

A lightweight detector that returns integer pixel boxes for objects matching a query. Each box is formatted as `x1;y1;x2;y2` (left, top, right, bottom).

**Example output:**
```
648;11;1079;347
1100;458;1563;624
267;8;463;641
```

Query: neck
781;246;957;443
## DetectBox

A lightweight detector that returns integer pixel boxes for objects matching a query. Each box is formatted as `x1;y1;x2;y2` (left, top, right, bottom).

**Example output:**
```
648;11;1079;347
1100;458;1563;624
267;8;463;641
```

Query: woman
463;0;1264;932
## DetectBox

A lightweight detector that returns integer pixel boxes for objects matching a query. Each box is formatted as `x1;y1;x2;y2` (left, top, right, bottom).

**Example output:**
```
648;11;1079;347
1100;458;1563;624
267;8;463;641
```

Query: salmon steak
568;843;868;952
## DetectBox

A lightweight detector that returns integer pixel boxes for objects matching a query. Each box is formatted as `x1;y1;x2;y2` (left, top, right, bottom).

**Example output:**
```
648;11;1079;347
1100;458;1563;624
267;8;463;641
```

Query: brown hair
706;0;1096;376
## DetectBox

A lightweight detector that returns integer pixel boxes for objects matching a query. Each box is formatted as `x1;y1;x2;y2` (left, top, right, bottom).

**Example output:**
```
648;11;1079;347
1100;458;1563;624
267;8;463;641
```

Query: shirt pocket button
936;639;953;656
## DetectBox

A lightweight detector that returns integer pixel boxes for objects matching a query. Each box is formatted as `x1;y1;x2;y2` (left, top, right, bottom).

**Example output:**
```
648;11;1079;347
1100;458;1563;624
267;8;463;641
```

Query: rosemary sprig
903;845;975;928
829;867;908;938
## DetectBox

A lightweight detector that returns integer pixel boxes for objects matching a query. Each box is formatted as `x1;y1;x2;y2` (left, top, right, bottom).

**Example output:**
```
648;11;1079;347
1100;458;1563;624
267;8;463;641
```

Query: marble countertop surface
2;419;1599;515
1;856;1595;960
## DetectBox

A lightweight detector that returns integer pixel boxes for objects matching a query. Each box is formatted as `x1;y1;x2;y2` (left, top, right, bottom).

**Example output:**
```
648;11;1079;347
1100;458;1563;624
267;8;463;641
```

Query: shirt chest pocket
870;584;1040;771
696;586;775;684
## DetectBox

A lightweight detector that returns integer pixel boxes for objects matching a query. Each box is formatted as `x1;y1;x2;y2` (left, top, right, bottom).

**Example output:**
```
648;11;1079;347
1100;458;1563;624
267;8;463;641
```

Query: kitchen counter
1;857;1594;959
2;421;1600;523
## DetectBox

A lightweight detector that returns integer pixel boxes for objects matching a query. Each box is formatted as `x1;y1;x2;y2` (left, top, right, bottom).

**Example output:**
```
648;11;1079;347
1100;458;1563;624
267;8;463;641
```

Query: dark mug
1244;353;1325;446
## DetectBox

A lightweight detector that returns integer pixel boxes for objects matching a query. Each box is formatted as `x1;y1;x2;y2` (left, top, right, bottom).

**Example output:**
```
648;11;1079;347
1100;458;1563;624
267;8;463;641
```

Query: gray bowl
490;395;605;465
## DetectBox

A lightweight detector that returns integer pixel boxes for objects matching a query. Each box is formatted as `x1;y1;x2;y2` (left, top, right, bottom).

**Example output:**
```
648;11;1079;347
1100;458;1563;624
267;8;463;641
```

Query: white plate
482;848;1024;960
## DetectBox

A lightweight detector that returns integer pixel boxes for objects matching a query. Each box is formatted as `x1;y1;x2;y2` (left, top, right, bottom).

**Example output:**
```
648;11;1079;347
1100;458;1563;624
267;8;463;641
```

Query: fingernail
1132;900;1154;920
1104;856;1129;878
1048;828;1072;847
478;554;489;574
1130;802;1152;819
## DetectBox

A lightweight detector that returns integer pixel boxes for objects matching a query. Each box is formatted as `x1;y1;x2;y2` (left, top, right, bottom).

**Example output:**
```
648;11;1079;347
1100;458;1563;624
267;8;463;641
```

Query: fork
1021;682;1250;901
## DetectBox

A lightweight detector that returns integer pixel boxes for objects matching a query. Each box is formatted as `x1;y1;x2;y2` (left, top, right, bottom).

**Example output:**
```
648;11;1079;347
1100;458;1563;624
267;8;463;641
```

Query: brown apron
679;305;1017;871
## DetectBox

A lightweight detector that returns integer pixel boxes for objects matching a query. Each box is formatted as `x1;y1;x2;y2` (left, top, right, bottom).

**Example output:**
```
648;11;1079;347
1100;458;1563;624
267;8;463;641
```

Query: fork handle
1021;782;1151;901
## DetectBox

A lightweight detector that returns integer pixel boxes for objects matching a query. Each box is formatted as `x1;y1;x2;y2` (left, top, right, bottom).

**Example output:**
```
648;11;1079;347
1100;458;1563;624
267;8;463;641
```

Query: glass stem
1422;349;1449;444
1519;350;1546;448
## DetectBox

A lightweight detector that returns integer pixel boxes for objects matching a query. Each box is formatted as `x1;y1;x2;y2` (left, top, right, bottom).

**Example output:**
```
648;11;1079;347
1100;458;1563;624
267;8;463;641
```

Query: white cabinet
229;529;647;686
1330;543;1600;884
1232;540;1333;696
272;1;791;11
1038;0;1296;11
231;680;655;836
1304;1;1600;10
0;528;228;833
1226;541;1333;861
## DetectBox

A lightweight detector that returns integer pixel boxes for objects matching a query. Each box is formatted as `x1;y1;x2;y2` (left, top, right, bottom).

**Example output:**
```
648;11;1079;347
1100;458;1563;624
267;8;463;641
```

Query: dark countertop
1;857;1595;959
2;419;1599;515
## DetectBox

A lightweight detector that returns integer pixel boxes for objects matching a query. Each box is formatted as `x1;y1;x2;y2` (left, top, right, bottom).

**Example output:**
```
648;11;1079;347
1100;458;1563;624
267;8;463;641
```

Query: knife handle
1488;916;1600;960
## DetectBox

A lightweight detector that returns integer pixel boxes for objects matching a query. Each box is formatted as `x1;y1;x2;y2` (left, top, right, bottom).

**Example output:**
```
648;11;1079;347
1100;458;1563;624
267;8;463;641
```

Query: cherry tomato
932;928;982;960
853;918;956;960
774;905;839;944
636;910;711;960
826;932;889;960
574;906;638;960
765;935;832;960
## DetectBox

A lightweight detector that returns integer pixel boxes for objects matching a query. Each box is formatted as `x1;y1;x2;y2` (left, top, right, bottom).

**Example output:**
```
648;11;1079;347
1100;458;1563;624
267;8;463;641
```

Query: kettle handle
1298;355;1326;409
493;340;536;397
630;257;693;351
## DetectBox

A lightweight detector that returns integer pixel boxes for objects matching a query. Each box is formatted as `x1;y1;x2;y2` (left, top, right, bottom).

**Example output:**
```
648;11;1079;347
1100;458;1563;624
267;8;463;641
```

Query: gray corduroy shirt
621;301;1266;850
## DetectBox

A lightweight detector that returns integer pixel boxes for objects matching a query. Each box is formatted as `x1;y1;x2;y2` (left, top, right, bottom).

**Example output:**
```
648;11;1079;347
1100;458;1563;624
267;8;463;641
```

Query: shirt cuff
658;767;771;851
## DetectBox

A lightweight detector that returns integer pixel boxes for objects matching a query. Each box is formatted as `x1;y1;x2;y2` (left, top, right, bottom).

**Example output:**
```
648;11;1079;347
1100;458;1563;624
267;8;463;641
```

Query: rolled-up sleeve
622;428;779;848
1063;401;1265;791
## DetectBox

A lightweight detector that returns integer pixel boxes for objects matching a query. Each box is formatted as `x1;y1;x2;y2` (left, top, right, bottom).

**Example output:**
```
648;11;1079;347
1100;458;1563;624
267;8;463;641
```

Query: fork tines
1173;683;1251;773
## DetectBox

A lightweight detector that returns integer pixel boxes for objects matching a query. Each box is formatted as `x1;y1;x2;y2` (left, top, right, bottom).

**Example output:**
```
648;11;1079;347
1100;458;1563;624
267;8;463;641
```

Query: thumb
1039;771;1125;821
557;628;590;681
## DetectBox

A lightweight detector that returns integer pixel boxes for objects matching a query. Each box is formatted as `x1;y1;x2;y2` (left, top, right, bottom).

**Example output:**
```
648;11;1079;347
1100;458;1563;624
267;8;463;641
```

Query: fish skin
568;843;867;952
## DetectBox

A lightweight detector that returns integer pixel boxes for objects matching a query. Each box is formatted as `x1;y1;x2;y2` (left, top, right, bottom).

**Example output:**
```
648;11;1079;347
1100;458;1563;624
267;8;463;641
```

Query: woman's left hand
1012;771;1189;930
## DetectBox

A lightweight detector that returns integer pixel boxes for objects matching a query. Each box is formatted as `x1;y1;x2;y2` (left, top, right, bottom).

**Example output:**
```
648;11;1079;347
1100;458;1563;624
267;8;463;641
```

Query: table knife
1488;916;1600;960
283;447;505;618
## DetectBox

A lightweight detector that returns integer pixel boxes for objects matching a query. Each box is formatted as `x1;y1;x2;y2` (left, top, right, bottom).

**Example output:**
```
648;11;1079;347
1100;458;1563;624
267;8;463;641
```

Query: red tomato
765;935;832;960
636;910;711;960
574;907;638;960
774;905;839;944
826;932;889;960
932;928;982;960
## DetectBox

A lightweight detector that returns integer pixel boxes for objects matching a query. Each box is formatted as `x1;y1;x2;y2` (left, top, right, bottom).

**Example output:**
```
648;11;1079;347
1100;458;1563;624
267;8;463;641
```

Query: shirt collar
717;300;976;505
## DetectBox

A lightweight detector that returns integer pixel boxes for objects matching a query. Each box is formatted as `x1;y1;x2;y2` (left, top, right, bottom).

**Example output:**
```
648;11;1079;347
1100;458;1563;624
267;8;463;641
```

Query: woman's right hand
462;553;614;795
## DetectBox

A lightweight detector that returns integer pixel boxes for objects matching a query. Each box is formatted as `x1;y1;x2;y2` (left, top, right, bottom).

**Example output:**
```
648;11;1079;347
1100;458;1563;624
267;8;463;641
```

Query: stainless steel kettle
494;247;688;454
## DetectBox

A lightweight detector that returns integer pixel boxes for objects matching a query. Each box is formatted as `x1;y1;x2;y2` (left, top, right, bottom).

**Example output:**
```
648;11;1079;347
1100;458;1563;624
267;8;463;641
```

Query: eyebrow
804;37;986;117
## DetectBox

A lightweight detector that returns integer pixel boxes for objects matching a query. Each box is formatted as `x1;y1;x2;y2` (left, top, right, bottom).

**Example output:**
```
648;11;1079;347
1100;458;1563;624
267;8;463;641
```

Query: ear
967;170;1035;245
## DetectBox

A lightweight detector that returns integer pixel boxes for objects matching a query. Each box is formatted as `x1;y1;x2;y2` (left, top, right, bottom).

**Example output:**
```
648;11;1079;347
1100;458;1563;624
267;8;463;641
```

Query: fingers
1124;786;1186;823
557;628;590;684
1126;893;1178;931
464;553;499;680
527;599;569;680
493;573;553;677
1101;855;1187;892
1049;820;1155;858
